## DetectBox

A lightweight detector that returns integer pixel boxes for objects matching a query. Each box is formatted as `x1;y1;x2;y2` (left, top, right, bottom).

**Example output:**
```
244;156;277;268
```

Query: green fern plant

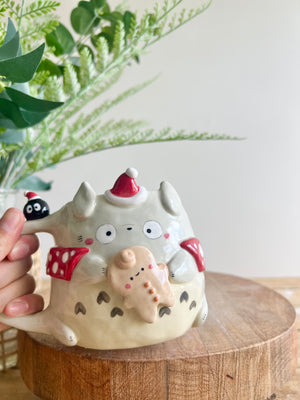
0;0;232;190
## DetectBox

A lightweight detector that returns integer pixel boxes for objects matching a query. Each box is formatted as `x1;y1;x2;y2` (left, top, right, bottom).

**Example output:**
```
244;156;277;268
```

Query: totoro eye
96;224;116;244
26;205;33;214
34;203;41;211
143;221;162;239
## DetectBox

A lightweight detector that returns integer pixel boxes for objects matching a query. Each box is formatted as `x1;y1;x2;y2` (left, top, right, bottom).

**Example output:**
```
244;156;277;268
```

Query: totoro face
24;199;49;220
67;189;193;267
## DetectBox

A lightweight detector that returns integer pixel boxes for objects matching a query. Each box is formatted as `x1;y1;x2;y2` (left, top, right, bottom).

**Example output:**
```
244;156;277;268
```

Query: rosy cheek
148;264;153;269
164;233;170;239
85;238;94;245
125;283;131;289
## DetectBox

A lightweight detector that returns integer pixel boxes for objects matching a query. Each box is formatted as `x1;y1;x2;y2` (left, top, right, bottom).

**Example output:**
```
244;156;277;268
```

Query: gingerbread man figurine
107;246;175;323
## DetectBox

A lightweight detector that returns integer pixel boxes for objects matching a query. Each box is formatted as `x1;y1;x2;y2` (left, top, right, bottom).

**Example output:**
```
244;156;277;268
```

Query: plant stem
18;0;26;32
71;14;99;55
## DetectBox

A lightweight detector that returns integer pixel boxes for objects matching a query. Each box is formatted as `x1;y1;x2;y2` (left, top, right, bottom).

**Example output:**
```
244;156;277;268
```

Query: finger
4;293;44;317
0;256;33;289
0;208;25;262
0;274;35;313
7;234;39;261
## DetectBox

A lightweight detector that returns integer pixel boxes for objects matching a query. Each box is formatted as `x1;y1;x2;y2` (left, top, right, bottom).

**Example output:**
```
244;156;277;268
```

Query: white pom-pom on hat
125;167;138;179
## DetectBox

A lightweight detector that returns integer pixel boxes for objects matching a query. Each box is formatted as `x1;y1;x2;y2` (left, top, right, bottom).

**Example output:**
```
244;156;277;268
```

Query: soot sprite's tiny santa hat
105;167;148;206
24;191;40;201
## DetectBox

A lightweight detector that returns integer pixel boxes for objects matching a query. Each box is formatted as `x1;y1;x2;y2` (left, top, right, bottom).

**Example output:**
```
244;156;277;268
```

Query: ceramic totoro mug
0;168;208;349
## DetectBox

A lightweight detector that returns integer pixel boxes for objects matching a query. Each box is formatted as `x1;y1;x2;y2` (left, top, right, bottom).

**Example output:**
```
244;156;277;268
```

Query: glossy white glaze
0;169;208;349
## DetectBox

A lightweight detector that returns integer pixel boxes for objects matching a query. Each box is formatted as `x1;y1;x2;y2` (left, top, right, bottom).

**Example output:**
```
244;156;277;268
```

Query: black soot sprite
23;191;50;220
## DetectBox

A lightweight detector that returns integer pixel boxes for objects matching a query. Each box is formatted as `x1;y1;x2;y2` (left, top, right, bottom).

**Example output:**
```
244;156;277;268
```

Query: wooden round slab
18;272;297;400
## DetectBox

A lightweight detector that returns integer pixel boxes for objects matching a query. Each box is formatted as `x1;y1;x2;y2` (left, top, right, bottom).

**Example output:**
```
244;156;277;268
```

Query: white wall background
38;0;300;277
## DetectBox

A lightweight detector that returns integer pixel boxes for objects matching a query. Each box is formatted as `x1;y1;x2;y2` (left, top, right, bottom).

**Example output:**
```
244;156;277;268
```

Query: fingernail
0;209;22;232
6;299;29;315
10;242;30;259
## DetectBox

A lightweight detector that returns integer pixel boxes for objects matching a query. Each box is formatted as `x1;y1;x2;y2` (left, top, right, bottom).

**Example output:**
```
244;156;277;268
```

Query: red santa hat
24;191;40;201
105;168;147;206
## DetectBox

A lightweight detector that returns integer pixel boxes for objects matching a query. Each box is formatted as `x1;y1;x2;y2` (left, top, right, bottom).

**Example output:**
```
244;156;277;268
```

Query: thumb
0;208;24;262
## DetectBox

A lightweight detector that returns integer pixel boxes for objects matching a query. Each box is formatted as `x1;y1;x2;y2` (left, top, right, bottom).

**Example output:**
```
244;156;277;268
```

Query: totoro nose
124;224;134;231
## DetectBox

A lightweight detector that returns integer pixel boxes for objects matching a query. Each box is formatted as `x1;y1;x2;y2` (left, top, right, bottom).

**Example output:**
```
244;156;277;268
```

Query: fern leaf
1;0;17;17
30;18;59;36
73;119;146;156
0;20;6;45
0;4;7;17
48;124;69;163
63;63;80;97
50;67;124;128
162;0;170;13
96;37;109;72
153;3;160;19
79;47;95;87
30;70;50;86
112;20;125;59
21;19;59;48
188;9;195;19
168;12;177;30
44;75;64;102
72;124;235;158
23;0;60;19
16;125;235;183
148;0;211;45
70;75;158;135
101;128;235;150
127;13;138;41
139;9;150;32
178;8;186;25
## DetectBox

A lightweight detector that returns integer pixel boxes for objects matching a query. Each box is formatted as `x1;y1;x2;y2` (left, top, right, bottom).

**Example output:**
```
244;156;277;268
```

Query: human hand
0;208;44;331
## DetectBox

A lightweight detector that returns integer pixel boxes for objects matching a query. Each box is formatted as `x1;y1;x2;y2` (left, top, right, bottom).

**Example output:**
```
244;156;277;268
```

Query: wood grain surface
0;272;298;400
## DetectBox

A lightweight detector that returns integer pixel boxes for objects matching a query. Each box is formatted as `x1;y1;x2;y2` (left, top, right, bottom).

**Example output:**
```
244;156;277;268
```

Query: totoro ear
72;182;96;220
159;181;182;216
